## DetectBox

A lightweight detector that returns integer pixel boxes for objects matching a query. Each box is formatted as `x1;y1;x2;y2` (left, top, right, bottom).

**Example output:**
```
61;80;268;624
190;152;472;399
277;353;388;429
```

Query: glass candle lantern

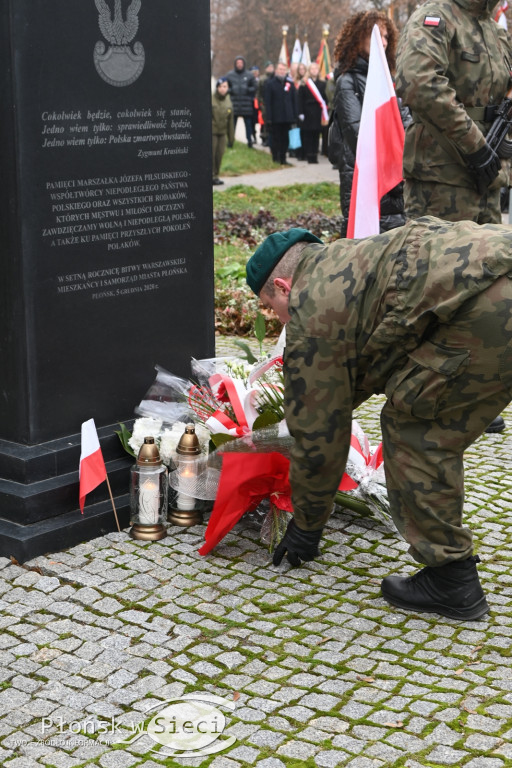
129;436;168;541
169;424;204;526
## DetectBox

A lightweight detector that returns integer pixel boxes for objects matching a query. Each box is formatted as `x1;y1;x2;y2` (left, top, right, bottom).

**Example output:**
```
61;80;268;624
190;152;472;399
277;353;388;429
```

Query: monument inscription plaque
0;0;214;559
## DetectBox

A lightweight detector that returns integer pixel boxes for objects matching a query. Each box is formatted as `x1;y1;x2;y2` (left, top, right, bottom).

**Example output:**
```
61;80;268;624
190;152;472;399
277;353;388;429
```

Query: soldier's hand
465;143;501;194
273;518;323;567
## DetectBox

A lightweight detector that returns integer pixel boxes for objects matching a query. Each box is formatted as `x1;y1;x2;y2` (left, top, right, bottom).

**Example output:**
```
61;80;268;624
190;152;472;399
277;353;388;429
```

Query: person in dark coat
298;62;328;164
226;56;256;148
332;11;411;236
264;61;298;165
258;62;274;146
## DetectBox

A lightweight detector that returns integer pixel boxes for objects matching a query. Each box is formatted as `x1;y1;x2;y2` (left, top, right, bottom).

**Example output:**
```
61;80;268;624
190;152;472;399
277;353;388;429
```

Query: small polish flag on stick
495;1;508;28
347;25;405;239
79;418;120;531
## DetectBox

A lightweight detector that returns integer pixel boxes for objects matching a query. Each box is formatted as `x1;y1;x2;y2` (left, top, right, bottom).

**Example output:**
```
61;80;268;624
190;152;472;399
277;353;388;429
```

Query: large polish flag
79;418;107;513
347;25;405;239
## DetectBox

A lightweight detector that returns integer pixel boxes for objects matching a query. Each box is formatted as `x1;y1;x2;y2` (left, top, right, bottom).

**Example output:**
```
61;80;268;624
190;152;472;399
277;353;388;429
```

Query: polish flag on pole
79;419;107;513
347;25;405;239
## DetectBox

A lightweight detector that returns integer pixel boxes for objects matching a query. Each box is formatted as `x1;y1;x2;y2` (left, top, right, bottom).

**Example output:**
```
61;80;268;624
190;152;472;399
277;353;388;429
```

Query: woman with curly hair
332;11;410;236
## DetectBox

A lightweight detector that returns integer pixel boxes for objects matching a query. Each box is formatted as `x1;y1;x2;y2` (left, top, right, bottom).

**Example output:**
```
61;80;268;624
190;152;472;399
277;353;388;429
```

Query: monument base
0;423;133;562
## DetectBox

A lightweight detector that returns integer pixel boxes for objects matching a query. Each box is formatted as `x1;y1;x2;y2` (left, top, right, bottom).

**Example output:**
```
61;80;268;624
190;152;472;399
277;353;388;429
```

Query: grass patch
214;181;340;219
218;140;280;176
213;182;341;336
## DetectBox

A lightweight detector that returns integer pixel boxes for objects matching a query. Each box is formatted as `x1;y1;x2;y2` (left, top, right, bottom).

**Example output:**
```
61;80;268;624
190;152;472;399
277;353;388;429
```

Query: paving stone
278;705;314;722
217;652;246;669
465;713;504;732
3;758;42;768
98;751;140;767
344;757;385;767
208;757;241;768
314;750;349;767
298;693;339;711
34;576;61;592
277;739;318;759
254;759;286;768
227;745;260;763
248;729;286;748
426;745;469;764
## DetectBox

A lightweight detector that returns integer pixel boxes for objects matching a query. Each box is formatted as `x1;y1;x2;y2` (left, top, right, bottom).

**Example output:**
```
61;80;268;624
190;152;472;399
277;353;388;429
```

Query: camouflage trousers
381;275;512;566
212;133;227;179
404;179;502;225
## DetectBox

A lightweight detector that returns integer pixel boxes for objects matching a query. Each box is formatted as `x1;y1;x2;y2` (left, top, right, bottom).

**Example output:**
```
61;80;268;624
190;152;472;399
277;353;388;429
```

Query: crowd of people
211;53;334;182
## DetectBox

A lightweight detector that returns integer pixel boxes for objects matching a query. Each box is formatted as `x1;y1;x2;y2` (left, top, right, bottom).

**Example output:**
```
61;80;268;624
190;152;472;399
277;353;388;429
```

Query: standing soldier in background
212;77;234;186
396;0;511;223
396;0;512;433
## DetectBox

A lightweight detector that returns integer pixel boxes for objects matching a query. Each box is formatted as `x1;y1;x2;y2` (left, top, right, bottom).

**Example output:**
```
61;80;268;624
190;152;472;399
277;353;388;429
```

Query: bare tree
212;0;352;77
211;0;419;78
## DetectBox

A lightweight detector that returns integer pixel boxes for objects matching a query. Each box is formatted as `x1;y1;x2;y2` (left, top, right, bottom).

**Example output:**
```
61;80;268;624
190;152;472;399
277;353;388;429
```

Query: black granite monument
0;0;214;560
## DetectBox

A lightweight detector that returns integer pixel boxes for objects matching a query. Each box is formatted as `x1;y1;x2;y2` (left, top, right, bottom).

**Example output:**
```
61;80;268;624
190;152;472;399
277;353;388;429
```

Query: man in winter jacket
264;61;298;165
226;56;256;148
396;0;512;225
246;220;512;621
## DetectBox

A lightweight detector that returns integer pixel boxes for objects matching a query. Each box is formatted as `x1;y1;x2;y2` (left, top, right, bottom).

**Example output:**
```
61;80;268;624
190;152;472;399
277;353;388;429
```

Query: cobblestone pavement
1;338;512;768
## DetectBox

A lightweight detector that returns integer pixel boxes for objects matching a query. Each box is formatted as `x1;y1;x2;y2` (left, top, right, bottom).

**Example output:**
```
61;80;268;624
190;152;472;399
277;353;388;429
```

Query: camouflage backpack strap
413;113;466;166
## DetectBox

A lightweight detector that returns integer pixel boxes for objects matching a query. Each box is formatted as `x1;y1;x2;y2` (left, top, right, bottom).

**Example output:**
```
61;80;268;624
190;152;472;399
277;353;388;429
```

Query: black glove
273;518;323;567
227;142;234;148
465;143;501;194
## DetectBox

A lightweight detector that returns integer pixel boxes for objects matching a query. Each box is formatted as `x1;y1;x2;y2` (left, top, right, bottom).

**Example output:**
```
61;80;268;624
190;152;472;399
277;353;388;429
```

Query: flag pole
105;474;121;532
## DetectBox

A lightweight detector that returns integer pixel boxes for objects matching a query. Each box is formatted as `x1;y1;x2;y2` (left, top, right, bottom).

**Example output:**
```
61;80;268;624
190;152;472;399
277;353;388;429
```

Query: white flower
128;417;163;456
194;423;211;454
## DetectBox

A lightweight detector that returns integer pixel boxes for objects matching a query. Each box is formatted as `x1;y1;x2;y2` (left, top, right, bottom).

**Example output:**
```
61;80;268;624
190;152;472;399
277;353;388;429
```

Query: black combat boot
381;555;489;621
485;415;505;433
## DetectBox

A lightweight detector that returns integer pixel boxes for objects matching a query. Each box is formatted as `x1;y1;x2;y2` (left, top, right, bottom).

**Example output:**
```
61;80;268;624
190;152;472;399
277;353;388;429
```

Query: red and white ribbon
306;78;329;122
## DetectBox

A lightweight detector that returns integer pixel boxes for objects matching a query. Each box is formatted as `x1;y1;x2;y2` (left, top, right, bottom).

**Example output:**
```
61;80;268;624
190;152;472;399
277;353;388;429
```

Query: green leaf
254;311;266;344
210;433;236;448
253;411;281;430
334;491;373;517
233;339;257;364
115;423;136;457
217;263;246;280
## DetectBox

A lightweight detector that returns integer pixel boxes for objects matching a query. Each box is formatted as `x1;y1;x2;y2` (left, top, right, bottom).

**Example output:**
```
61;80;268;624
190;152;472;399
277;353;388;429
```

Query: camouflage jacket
284;216;512;531
396;0;512;188
212;91;235;143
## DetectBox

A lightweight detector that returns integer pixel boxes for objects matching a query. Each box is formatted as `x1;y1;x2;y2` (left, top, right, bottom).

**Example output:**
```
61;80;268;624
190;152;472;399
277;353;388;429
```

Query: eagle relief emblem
93;0;145;87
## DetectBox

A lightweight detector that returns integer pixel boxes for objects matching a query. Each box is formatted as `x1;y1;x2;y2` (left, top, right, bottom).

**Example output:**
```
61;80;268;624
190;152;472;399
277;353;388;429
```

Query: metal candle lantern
129;436;168;541
168;424;203;527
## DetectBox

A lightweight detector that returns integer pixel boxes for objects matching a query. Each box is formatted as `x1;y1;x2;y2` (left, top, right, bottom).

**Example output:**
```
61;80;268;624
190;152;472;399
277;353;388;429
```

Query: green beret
246;228;323;295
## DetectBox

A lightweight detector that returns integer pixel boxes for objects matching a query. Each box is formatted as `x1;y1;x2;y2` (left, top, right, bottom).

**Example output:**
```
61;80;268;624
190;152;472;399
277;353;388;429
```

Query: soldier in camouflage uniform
396;0;512;224
246;221;512;621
